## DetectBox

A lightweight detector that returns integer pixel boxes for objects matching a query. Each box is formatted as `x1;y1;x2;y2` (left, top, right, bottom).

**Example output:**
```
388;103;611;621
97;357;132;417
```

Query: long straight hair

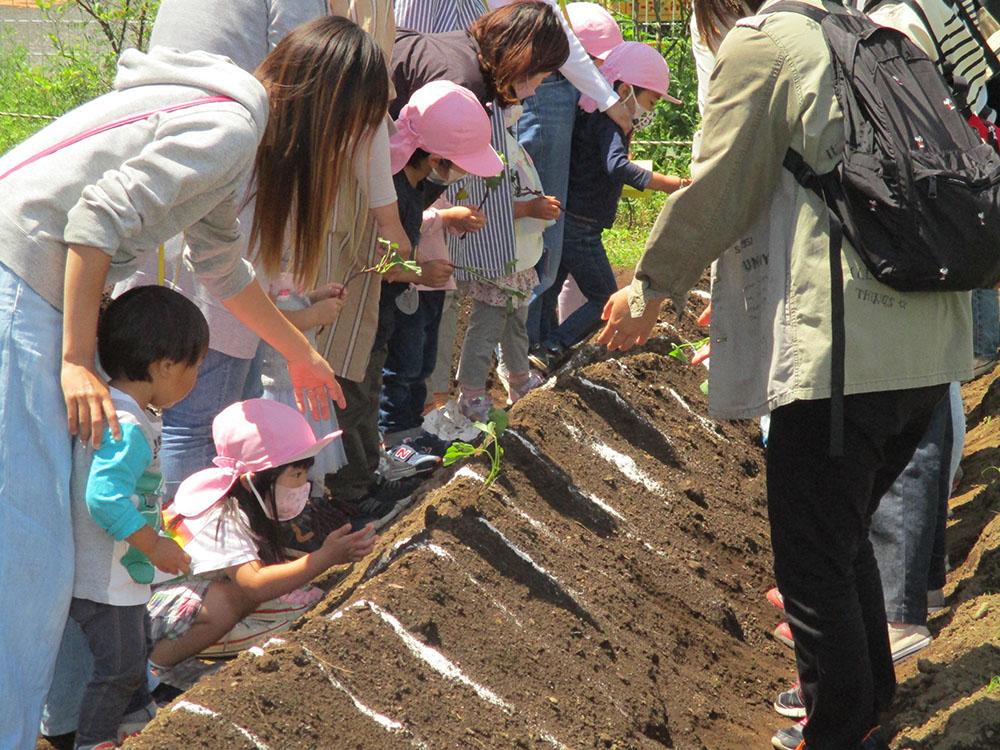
249;16;390;288
694;0;763;52
470;1;570;106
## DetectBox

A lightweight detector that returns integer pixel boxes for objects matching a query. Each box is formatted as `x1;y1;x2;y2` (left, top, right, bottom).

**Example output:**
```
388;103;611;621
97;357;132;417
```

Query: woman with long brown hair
0;16;386;745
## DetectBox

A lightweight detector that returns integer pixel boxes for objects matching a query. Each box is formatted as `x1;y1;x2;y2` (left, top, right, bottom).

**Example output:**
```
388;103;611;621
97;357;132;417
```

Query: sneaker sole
891;634;931;664
773;699;807;719
370;494;415;530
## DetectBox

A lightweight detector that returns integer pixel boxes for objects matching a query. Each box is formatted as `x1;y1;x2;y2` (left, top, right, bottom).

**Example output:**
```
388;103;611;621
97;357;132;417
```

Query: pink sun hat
566;2;624;61
579;40;681;112
171;399;342;517
389;80;504;176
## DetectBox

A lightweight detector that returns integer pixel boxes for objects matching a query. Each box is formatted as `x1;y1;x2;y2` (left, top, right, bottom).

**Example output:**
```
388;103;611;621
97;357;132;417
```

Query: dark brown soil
45;277;1000;750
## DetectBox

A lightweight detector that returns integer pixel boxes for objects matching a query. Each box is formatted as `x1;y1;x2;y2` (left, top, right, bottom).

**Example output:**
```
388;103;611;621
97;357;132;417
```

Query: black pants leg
766;385;946;750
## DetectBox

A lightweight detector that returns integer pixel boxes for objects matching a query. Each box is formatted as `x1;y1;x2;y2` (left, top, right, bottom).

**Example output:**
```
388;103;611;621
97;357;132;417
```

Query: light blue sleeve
85;422;154;541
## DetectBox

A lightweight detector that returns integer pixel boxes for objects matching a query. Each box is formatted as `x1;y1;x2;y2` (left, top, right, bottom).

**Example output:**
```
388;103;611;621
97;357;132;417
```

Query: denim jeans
517;73;580;345
160;344;263;498
69;598;151;748
870;390;952;625
0;261;75;750
972;288;999;361
380;290;444;434
541;215;618;350
767;385;947;750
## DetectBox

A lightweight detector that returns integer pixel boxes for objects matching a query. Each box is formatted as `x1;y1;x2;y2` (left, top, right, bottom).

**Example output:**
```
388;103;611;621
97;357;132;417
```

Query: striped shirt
866;0;993;116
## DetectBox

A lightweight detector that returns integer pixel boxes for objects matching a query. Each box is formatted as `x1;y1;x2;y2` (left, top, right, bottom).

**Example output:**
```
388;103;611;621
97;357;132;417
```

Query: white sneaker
889;623;931;663
118;700;157;743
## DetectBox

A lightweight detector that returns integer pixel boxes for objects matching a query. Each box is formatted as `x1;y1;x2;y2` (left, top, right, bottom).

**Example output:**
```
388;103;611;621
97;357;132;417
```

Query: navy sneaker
528;343;569;375
354;475;420;529
773;683;806;718
401;430;451;457
771;718;806;750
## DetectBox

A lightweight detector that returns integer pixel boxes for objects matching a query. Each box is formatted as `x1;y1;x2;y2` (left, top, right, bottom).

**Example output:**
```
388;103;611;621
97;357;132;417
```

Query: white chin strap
246;475;273;520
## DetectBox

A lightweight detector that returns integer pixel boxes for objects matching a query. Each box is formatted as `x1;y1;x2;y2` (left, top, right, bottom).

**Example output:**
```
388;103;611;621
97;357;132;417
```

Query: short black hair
98;285;210;382
406;148;452;173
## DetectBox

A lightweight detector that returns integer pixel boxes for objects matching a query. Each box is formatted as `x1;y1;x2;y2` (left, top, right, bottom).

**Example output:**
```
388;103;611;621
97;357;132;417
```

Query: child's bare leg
150;582;252;668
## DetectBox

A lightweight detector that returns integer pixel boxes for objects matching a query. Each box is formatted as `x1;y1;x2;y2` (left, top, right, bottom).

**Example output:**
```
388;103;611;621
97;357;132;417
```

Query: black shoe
151;681;185;708
401;430;451;457
40;733;75;750
527;343;568;374
355;475;420;529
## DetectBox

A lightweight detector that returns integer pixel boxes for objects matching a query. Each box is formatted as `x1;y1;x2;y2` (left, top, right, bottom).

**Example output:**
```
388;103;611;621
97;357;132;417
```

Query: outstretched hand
322;523;377;565
596;287;663;351
287;353;345;419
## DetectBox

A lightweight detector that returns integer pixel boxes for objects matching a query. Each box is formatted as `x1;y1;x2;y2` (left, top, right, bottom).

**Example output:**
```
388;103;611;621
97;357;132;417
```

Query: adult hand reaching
287;352;345;420
596;287;662;351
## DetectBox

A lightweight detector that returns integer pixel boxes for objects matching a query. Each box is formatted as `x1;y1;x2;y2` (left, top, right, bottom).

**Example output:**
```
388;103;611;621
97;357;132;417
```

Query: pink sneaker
458;391;492;423
507;371;544;404
773;622;794;648
766;587;785;610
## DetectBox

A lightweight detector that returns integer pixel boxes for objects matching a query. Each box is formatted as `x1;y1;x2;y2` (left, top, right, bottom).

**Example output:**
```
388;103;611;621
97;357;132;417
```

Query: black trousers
766;384;947;750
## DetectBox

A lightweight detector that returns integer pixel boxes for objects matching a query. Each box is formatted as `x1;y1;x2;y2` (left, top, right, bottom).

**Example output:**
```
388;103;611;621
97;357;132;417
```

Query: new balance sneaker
889;623;931;664
773;683;806;718
507;370;544;404
380;443;439;480
773;622;794;648
355;475;420;529
401;430;451;457
458;391;493;423
766;587;785;610
527;343;569;375
771;717;807;750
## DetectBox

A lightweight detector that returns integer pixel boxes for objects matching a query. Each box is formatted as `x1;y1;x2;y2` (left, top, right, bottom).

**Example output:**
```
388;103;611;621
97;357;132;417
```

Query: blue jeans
160;345;263;498
380;291;444;434
0;261;75;750
517;73;580;345
69;599;151;748
541;216;617;350
870;390;952;625
972;288;999;361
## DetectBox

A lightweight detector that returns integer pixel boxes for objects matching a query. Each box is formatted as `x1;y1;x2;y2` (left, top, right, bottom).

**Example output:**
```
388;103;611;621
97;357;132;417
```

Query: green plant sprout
987;675;1000;694
341;237;421;291
454;154;508;210
668;337;710;364
510;169;594;224
442;407;508;494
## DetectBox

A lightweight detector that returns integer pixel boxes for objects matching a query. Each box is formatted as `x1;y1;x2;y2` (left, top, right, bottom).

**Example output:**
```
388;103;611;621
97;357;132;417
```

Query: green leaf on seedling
488;407;508;436
442;442;477;466
504;259;518;274
668;346;689;363
700;379;709;396
455;187;469;201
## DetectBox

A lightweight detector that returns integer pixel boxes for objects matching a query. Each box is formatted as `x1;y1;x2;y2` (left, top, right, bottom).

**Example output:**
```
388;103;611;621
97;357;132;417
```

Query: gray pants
457;299;530;389
69;597;151;748
426;290;459;397
869;390;952;625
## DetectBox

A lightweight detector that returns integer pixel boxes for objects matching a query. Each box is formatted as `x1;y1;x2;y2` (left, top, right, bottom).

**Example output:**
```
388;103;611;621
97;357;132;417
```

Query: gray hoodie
0;46;269;310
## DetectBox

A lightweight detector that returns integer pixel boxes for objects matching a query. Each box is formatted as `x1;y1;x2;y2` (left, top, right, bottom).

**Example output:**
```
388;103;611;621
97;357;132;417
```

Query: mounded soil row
122;283;1000;750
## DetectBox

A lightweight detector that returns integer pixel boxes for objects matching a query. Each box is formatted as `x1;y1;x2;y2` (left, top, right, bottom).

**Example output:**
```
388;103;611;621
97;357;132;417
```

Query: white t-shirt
165;499;261;577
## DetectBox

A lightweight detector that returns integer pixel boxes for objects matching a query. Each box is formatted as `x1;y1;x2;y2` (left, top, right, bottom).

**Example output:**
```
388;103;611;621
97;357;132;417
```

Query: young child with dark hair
530;42;690;374
377;80;500;454
68;285;208;750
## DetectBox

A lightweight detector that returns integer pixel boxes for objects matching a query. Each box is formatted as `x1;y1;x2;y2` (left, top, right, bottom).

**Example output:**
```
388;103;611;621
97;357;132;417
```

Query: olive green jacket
629;0;972;419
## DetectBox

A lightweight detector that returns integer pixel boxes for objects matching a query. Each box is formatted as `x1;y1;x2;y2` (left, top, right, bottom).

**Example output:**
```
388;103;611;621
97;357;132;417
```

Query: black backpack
762;0;1000;452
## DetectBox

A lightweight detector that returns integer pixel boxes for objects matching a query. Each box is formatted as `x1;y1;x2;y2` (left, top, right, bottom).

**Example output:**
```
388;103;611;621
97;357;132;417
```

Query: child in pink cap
145;399;376;683
377;81;502;456
565;2;625;64
530;41;690;374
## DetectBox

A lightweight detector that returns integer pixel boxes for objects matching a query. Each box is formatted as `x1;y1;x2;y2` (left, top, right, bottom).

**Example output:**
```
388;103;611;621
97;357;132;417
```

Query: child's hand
150;537;191;576
444;206;487;234
417;259;454;289
309;295;346;328
528;195;561;221
309;282;346;302
321;523;377;565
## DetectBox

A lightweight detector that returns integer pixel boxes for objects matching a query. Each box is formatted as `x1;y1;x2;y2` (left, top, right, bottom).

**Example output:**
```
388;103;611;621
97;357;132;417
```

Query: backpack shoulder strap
0;95;236;183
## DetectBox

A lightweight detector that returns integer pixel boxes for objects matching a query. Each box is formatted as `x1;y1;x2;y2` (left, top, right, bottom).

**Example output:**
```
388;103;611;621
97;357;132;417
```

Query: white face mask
426;165;463;186
274;482;310;521
628;92;655;131
247;475;310;521
503;103;524;129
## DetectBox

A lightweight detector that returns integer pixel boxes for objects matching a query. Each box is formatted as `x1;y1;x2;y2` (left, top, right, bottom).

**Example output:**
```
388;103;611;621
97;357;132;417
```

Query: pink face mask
274;482;310;521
